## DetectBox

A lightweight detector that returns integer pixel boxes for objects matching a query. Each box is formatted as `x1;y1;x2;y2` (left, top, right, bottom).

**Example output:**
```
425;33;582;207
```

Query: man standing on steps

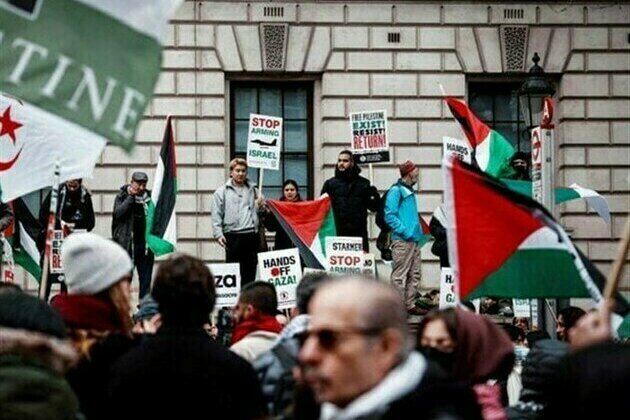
384;160;423;316
321;150;380;252
112;171;153;299
212;158;262;285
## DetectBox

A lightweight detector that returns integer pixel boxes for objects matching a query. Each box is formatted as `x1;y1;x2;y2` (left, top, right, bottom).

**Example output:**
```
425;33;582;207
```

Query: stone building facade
17;1;630;294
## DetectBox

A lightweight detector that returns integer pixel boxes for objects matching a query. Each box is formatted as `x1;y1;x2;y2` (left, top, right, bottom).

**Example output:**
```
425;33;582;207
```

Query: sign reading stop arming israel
247;114;283;170
325;236;364;274
208;263;241;308
350;110;390;164
258;248;302;310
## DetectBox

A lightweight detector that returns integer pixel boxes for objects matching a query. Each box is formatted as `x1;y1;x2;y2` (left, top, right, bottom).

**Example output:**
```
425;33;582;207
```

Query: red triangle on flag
445;97;491;148
447;159;544;298
267;196;332;246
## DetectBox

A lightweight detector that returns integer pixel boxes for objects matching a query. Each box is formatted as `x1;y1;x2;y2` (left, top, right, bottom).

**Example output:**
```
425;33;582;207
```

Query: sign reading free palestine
350;110;390;164
247;114;283;170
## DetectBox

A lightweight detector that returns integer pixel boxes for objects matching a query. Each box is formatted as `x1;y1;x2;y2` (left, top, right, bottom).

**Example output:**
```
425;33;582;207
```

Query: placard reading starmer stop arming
247;114;283;170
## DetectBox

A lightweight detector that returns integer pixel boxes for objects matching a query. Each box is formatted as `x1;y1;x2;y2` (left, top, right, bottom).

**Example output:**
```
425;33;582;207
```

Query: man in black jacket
112;172;153;298
321;150;380;252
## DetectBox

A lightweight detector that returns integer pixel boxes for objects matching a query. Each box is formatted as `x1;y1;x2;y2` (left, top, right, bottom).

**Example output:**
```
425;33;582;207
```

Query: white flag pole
38;160;61;301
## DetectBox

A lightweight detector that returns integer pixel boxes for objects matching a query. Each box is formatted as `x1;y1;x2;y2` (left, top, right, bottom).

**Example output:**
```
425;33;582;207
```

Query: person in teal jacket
384;160;423;315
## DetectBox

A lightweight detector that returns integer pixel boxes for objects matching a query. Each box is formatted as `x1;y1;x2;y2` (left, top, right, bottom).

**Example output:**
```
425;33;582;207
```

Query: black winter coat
111;185;149;256
37;185;95;251
107;325;267;419
506;339;569;420
321;167;379;251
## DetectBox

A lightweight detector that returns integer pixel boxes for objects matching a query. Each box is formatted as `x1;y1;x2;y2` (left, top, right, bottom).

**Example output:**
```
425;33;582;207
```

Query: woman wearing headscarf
261;179;303;251
417;308;515;420
50;233;136;420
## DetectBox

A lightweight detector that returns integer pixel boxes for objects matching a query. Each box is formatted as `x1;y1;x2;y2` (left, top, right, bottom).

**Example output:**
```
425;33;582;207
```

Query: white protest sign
362;253;376;276
325;236;364;274
443;137;472;164
439;267;459;309
50;230;64;274
208;263;241;308
247;114;282;170
258;248;302;310
513;299;532;318
350;110;390;163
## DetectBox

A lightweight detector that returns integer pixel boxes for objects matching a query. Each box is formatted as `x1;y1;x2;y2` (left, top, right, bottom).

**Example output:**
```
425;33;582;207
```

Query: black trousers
225;231;258;286
133;248;154;299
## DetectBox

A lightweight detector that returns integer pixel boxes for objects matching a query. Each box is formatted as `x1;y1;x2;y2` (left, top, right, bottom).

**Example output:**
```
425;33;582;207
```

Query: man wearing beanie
384;160;423;315
112;171;153;298
321;150;380;252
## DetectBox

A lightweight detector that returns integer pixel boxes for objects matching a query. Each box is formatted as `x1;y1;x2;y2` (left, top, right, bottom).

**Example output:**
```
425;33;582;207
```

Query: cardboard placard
208;263;241;308
258;248;302;310
247;113;283;170
325;236;364;274
439;267;459;309
513;299;532;319
50;230;64;274
362;253;376;276
443;136;472;164
350;110;389;163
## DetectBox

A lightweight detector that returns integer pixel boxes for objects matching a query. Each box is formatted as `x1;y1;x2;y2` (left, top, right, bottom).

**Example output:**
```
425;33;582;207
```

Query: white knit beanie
61;233;133;295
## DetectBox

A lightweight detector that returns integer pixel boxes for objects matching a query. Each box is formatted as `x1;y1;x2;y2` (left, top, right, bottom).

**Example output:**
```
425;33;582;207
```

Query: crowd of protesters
0;149;628;419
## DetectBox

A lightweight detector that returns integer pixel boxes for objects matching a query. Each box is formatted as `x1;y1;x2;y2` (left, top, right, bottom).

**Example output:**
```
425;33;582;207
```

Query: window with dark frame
468;82;530;153
230;82;313;200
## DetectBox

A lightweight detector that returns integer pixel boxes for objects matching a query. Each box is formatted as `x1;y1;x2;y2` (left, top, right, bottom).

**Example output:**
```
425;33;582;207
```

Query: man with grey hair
298;276;481;419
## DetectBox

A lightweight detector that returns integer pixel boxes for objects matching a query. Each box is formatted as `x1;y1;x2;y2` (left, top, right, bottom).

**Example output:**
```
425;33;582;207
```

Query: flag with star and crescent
0;0;182;202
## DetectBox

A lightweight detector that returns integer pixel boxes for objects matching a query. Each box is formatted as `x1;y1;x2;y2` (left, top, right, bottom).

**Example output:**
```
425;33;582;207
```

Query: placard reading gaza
443;136;472;164
350;110;390;163
247;113;283;170
208;263;241;308
325;236;365;274
439;267;458;309
258;248;302;310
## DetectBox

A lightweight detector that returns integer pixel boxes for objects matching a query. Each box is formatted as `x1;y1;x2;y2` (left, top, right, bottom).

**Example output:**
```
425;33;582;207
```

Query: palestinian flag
0;0;180;202
501;179;611;224
5;199;41;280
418;217;433;247
443;159;629;323
146;117;177;256
445;97;515;179
266;195;336;269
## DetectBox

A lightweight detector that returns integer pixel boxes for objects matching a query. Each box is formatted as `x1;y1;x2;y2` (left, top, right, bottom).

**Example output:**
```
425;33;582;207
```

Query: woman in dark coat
263;179;303;251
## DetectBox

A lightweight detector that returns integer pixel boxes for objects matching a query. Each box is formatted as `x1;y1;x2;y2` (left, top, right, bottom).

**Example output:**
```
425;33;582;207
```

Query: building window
468;82;529;153
230;82;313;199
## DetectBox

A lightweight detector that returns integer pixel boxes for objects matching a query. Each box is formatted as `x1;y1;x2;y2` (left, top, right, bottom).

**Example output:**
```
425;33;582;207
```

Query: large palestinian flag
5;199;41;280
445;97;515;179
0;0;180;202
146;117;177;256
266;195;336;269
501;179;611;224
443;159;629;322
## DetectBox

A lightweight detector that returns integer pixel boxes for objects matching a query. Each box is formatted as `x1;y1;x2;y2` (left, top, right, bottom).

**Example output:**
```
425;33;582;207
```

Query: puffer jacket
384;180;422;242
506;339;569;420
321;166;379;243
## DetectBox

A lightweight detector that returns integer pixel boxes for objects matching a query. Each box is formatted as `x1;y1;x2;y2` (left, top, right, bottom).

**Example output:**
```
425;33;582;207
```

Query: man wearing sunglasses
297;276;482;419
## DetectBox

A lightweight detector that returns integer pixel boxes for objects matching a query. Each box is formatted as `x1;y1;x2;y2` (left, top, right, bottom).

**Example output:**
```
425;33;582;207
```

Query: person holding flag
112;172;153;299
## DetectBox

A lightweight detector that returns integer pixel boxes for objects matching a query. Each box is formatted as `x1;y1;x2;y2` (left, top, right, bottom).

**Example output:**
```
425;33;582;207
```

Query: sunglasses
297;327;383;350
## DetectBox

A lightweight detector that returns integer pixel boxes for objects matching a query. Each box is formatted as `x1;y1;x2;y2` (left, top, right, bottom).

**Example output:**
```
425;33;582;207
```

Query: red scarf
51;294;123;332
231;313;283;345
